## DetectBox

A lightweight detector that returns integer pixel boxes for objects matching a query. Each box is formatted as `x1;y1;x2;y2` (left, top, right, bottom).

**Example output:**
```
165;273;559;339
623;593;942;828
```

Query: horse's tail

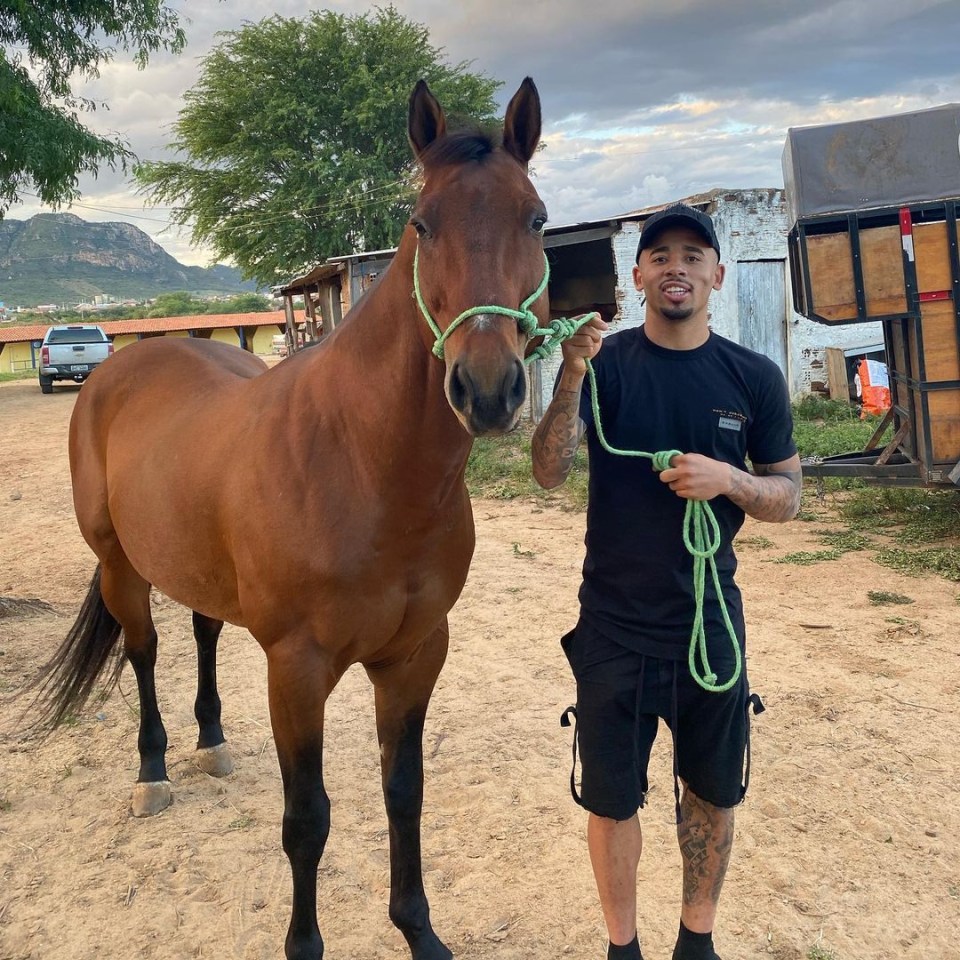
28;564;124;730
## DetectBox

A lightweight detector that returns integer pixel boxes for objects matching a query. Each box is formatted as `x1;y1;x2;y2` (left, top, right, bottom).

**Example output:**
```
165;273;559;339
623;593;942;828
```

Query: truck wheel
39;376;53;394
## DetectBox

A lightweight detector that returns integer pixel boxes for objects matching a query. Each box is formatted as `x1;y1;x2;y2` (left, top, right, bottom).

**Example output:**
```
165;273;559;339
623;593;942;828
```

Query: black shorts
560;619;762;821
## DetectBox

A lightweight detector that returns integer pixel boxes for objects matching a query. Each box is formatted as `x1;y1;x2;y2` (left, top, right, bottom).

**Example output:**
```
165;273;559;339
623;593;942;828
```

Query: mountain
0;213;259;307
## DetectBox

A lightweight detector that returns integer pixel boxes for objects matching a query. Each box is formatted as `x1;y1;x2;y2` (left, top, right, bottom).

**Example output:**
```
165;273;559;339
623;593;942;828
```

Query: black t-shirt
574;325;796;660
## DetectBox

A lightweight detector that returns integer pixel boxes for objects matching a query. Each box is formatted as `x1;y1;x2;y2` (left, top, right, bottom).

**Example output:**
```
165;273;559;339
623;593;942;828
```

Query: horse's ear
408;79;447;158
503;77;541;167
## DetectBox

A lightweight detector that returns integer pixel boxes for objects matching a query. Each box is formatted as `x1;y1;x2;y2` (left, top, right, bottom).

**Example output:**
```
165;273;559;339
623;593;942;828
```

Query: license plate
71;364;89;372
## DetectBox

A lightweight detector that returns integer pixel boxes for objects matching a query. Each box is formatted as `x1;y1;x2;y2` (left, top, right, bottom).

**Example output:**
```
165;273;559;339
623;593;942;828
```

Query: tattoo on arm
531;387;585;489
726;462;802;523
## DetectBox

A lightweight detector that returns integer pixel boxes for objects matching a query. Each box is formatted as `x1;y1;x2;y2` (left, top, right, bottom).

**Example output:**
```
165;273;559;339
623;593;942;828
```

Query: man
532;203;801;960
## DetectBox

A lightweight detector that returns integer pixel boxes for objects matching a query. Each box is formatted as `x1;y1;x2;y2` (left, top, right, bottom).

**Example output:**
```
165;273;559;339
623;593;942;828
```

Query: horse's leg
365;622;452;960
267;636;335;960
99;554;171;817
192;611;234;777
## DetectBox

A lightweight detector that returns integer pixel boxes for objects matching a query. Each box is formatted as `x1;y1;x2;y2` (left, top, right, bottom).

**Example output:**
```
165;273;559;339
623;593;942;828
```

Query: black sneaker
671;940;721;960
608;935;643;960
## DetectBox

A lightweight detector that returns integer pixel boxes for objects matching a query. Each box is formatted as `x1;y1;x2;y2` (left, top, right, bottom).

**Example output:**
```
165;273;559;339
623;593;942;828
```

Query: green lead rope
581;358;742;694
415;249;742;693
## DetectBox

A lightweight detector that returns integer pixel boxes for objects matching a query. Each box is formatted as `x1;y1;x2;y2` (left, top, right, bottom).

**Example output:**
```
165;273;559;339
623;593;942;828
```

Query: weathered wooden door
737;259;788;377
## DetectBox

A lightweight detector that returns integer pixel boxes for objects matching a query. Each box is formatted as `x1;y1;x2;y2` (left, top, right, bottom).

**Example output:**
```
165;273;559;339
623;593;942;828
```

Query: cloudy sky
11;0;960;265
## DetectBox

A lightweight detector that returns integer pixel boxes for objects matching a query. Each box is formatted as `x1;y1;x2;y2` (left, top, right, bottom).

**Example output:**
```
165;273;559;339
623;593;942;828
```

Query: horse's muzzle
447;356;526;436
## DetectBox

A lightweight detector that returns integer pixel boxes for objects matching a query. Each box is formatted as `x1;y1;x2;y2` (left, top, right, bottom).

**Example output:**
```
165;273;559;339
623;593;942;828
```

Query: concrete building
533;188;884;415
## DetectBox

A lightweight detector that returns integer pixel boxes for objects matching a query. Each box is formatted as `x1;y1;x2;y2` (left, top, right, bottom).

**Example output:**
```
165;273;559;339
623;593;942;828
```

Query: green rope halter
413;246;741;693
414;248;574;362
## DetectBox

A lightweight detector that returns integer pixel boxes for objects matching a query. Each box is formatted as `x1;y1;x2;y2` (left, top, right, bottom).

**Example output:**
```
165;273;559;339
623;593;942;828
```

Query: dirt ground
1;374;958;960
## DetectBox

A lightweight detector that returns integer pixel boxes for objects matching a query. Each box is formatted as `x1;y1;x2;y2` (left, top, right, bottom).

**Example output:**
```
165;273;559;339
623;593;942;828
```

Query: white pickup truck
39;324;114;393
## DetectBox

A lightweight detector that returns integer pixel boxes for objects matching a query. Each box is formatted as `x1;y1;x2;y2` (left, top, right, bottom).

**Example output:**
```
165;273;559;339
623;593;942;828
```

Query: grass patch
823;488;960;584
814;529;872;551
228;814;255;830
874;547;960;581
794;419;879;459
868;590;914;606
775;549;843;565
465;424;588;510
808;945;838;960
893;498;960;545
792;395;884;460
738;535;774;549
793;395;860;424
839;487;960;530
0;369;38;383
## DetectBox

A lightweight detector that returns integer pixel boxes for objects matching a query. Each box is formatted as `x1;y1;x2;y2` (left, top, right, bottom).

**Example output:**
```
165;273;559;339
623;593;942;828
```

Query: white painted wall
710;189;883;397
533;188;883;415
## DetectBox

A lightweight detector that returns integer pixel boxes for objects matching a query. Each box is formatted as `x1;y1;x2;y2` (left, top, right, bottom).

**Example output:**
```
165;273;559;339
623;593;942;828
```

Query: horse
30;77;547;960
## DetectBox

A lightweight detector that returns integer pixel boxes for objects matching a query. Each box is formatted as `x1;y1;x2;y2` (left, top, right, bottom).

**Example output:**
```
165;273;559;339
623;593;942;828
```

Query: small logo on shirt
718;416;742;432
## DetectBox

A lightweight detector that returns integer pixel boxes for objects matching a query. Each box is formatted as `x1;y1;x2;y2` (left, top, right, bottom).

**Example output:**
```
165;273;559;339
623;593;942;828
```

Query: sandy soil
1;375;958;960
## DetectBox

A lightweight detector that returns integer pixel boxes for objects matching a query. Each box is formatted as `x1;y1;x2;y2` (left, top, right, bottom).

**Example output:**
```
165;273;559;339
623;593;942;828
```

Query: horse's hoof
196;742;234;778
407;930;453;960
131;780;172;817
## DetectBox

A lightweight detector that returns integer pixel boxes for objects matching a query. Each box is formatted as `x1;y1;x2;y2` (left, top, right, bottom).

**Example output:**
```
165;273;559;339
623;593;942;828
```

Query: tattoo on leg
678;790;734;906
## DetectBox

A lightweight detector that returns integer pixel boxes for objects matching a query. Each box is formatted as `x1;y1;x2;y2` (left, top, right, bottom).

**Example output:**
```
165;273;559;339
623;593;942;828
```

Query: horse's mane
419;128;500;169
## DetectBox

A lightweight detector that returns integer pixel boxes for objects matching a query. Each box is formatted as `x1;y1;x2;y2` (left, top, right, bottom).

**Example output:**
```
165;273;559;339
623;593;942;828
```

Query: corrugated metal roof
621;187;781;219
0;310;298;345
275;262;345;295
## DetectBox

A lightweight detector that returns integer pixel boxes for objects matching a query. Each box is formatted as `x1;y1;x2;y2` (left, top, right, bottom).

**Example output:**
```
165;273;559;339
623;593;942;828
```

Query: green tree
0;2;185;215
147;290;200;318
135;6;501;288
209;293;274;314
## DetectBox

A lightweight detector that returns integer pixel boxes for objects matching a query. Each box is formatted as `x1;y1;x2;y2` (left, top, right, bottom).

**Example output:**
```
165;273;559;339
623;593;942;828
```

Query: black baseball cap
636;203;720;262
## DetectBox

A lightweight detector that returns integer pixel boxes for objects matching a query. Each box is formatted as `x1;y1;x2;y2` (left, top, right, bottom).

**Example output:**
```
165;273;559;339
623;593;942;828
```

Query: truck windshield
46;329;106;344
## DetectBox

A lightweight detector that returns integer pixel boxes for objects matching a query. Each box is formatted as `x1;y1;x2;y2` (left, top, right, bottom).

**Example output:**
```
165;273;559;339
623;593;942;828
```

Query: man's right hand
560;313;609;375
532;313;608;490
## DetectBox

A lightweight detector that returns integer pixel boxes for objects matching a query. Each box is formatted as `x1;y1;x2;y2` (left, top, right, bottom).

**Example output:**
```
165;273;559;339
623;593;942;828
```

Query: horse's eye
410;218;429;238
531;215;547;234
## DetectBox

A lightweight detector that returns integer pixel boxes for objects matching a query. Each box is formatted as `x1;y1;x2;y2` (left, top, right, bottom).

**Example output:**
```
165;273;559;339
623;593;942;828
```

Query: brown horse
31;78;547;960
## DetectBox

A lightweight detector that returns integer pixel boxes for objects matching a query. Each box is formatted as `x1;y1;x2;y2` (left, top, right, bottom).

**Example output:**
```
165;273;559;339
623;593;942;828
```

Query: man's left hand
658;453;733;501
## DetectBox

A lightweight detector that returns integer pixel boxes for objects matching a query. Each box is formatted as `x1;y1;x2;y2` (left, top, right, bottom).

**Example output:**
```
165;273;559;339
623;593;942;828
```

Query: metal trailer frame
788;200;960;488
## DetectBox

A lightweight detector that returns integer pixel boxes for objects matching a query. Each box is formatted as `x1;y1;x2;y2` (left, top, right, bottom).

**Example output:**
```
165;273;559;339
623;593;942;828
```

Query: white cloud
7;1;960;271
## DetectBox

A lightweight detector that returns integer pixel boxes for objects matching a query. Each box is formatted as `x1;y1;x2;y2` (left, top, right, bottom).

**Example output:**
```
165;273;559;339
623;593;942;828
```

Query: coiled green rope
415;248;742;692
